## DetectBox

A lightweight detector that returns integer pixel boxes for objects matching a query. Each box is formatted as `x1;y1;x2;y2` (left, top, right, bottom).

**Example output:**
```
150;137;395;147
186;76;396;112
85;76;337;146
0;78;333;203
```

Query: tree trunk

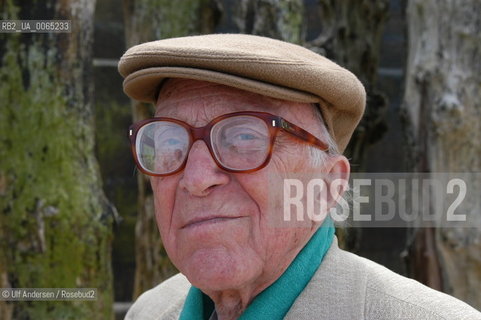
403;0;481;308
122;0;221;299
0;1;114;319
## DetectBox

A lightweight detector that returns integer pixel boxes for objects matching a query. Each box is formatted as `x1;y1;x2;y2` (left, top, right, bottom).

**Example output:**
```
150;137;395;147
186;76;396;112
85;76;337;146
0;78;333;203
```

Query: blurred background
1;0;480;319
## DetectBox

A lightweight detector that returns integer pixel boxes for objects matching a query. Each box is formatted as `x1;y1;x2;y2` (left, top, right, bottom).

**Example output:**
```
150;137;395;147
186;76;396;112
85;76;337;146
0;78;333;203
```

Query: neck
204;244;303;320
209;290;248;320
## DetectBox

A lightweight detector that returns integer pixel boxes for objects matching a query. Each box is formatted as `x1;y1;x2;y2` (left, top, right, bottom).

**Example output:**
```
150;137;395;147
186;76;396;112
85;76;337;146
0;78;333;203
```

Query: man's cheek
152;179;176;216
152;195;173;238
155;202;174;229
269;154;291;175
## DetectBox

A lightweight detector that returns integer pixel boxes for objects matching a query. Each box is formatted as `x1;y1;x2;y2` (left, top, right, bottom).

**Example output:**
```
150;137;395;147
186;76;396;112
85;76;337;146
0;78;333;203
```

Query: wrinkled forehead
154;79;319;128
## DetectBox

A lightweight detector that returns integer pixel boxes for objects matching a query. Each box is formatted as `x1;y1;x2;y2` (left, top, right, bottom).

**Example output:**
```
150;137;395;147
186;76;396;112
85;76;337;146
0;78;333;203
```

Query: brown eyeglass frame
128;111;329;177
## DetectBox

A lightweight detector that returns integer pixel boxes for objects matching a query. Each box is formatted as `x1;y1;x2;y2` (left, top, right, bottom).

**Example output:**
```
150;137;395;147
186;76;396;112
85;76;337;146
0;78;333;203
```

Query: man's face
151;79;342;293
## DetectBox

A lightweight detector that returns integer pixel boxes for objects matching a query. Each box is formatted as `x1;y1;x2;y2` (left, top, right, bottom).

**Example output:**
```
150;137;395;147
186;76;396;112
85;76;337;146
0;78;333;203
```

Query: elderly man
119;34;480;320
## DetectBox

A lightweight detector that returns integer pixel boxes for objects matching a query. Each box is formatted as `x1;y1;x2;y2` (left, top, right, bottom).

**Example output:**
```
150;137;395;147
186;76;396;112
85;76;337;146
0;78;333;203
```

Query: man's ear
320;155;350;212
306;155;349;231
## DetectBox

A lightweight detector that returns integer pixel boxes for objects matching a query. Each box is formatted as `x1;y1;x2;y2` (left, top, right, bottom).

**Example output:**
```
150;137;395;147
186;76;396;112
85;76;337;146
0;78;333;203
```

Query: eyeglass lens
135;115;271;175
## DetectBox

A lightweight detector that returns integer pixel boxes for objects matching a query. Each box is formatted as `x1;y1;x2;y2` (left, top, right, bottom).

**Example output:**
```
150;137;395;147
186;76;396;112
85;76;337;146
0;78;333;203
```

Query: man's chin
188;274;242;292
180;248;260;292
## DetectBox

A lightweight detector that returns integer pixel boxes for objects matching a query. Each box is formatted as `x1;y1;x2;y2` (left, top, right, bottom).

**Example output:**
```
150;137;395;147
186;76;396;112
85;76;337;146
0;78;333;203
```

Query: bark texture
0;0;113;319
403;0;481;308
123;0;222;299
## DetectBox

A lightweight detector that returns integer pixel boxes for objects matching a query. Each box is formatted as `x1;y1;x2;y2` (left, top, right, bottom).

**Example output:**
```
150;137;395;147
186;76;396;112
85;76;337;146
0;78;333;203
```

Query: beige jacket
125;237;481;320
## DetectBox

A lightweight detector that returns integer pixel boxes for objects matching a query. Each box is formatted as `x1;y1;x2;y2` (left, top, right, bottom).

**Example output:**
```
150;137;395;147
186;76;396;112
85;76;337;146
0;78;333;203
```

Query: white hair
307;103;340;167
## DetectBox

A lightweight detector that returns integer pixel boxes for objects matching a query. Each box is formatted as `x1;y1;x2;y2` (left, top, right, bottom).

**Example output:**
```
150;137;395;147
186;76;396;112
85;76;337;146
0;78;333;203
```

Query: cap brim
123;66;320;104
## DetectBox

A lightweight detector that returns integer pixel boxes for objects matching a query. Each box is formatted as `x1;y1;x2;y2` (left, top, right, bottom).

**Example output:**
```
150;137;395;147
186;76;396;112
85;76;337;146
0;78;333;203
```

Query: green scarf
179;218;335;320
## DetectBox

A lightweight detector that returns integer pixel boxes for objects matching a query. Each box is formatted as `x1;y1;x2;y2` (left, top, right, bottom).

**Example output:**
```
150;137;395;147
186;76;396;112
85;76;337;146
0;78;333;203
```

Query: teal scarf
179;218;335;320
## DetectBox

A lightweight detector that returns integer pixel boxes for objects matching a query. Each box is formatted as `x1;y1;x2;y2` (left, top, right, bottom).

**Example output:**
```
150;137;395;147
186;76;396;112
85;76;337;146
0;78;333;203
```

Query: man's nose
178;140;229;196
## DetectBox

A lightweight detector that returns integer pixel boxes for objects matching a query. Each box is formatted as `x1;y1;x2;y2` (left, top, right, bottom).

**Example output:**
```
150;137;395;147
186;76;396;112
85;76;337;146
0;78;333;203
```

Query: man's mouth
181;216;245;229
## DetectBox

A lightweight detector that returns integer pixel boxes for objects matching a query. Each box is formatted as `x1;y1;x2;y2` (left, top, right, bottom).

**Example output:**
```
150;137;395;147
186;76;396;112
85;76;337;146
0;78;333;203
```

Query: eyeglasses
128;111;328;176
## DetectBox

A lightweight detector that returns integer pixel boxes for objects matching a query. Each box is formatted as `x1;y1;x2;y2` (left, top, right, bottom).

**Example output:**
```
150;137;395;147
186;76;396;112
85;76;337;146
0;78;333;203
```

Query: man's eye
163;138;180;146
237;133;257;141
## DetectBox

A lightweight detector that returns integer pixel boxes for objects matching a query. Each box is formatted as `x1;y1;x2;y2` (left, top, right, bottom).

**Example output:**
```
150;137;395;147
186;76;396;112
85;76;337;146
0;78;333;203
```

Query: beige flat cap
118;33;365;152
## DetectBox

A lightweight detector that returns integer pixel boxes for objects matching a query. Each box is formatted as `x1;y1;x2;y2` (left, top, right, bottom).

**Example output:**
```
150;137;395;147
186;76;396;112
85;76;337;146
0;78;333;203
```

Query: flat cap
118;33;365;152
